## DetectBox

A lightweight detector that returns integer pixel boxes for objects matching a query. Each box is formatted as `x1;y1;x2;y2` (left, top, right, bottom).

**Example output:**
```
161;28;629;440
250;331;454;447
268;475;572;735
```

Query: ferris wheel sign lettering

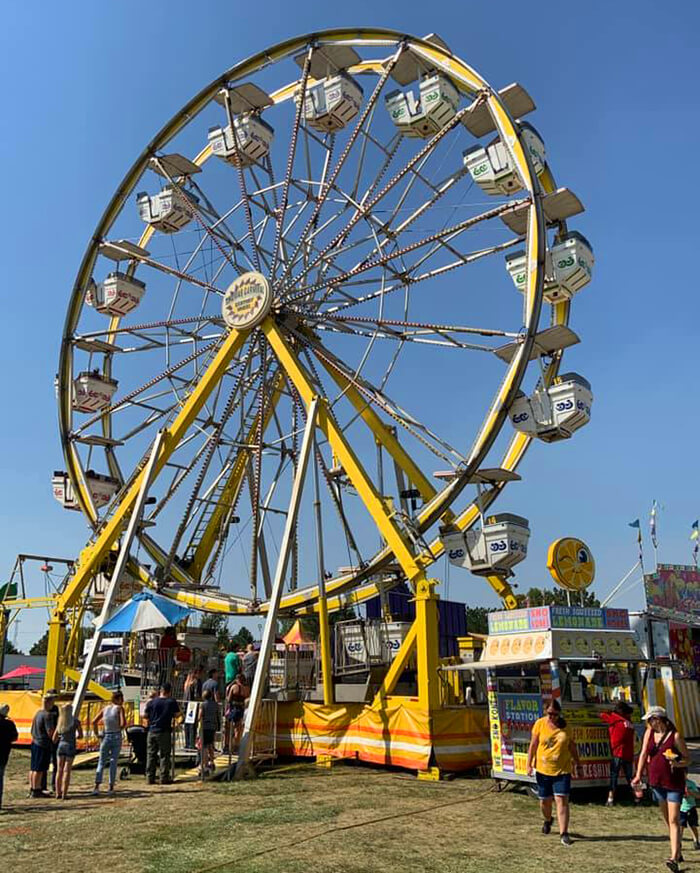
222;271;273;330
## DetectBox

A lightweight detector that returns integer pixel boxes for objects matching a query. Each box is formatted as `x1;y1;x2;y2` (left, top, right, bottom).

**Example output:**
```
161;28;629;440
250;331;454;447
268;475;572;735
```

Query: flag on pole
629;519;643;567
650;500;658;550
691;520;699;567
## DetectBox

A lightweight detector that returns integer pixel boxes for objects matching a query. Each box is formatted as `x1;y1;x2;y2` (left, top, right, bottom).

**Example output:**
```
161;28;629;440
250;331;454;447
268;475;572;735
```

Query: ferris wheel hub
222;270;273;330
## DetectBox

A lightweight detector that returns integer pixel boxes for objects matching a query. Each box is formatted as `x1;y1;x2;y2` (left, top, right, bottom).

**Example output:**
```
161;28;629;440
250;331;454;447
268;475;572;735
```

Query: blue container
365;584;466;657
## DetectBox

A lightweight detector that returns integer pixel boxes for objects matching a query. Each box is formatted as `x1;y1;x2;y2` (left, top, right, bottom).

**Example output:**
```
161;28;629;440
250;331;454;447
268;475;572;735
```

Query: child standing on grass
681;777;700;851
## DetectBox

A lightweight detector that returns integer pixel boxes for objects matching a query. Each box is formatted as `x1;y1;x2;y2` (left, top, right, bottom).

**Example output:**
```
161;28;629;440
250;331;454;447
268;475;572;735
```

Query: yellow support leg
44;614;67;692
57;326;249;614
262;318;423;583
370;622;418;708
414;578;441;710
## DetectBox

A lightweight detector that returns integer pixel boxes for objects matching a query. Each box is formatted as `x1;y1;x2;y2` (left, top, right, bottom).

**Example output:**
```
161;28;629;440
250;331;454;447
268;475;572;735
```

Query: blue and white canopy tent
98;590;191;633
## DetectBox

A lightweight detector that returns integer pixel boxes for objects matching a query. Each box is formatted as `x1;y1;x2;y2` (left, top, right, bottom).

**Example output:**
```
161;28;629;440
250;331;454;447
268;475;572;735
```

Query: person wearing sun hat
633;705;690;873
0;703;19;811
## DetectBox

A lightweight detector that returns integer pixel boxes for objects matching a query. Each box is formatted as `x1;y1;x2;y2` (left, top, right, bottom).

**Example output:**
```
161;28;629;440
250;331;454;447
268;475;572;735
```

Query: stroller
121;725;148;779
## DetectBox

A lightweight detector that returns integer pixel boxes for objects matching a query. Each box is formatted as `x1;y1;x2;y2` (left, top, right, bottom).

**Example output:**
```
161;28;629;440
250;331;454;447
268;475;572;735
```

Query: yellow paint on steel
189;371;285;580
317;594;334;705
414;578;441;709
263;318;424;583
55;326;249;613
54;30;578;640
43;614;66;692
0;596;57;610
63;666;112;701
314;341;437;504
371;622;418;708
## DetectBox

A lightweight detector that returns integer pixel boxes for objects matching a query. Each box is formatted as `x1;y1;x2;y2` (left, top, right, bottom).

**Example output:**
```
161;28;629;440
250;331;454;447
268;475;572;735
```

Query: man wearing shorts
29;693;56;798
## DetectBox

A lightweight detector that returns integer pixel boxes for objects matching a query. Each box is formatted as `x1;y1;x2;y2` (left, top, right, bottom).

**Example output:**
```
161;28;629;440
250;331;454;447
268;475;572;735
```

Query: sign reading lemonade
222;270;272;329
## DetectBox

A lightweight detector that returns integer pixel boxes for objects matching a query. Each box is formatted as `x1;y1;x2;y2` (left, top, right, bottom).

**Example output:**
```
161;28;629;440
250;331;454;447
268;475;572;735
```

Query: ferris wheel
53;29;594;625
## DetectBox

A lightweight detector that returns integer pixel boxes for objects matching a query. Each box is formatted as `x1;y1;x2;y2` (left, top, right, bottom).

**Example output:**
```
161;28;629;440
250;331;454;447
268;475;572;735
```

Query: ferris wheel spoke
282;96;480;298
165;336;262;568
105;243;227;296
70;338;223;437
304;312;518;351
285;198;528;308
263;319;427;581
275;42;407;291
152;157;256;278
269;46;313;281
295;326;465;464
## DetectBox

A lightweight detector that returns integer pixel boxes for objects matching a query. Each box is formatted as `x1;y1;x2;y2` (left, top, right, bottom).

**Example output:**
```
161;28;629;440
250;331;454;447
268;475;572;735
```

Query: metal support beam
414;578;441;709
313;436;333;705
236;399;319;777
0;609;9;679
71;430;165;714
262;318;425;583
57;327;249;612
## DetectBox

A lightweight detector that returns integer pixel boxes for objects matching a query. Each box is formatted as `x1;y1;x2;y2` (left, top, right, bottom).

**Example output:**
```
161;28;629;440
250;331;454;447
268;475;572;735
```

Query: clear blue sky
2;2;698;650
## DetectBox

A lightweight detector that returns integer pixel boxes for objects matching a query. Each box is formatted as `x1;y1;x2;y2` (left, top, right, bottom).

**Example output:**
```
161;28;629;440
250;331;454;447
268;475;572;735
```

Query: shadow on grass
569;832;668;843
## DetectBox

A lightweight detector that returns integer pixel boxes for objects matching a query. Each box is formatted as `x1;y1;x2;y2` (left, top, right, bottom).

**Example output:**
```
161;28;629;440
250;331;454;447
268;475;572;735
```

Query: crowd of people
1;653;697;872
526;700;697;871
0;640;260;810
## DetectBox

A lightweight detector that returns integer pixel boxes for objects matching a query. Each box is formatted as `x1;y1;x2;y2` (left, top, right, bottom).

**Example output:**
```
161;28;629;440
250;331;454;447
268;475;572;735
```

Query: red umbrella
0;665;45;680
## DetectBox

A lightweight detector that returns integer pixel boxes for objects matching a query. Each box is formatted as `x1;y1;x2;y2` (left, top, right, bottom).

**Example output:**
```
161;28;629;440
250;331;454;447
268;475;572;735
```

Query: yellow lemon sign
547;537;595;591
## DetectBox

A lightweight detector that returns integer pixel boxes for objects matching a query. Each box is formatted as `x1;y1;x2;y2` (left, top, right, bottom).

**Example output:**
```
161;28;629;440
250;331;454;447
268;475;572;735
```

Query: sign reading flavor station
477;605;646;787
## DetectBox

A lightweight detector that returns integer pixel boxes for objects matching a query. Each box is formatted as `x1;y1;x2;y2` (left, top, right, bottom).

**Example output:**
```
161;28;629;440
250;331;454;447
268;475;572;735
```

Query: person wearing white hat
632;706;690;873
0;703;19;811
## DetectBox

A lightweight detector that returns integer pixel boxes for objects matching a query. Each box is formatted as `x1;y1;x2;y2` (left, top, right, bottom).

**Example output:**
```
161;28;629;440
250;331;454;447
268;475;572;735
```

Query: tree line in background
16;587;598;654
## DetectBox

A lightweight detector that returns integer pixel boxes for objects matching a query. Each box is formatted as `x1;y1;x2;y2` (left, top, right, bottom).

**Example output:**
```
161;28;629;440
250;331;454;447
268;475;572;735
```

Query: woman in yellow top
526;698;581;847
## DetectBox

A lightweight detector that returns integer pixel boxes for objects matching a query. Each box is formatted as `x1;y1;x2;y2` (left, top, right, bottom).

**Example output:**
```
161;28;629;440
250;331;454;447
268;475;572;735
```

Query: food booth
455;605;646;788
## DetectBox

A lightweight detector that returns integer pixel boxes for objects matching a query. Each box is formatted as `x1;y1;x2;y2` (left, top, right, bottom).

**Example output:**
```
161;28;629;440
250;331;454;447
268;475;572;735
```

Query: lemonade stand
475;603;646;787
448;538;647;787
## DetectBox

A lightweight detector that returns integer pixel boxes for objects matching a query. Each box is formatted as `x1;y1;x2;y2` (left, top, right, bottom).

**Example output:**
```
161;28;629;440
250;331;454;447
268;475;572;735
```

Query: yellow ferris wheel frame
47;29;572;692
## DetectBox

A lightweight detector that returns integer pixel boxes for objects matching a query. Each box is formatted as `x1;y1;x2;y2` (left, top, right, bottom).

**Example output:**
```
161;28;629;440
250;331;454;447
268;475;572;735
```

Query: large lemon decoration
547;538;595;591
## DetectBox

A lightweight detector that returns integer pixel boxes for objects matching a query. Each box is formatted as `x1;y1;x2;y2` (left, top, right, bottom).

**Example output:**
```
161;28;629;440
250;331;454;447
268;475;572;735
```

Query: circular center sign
222;271;272;329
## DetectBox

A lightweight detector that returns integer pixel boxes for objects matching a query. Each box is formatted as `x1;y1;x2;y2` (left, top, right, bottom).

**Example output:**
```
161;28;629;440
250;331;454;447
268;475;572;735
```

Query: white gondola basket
442;514;530;576
510;373;593;442
208;116;274;167
301;73;363;132
386;73;459;138
86;272;146;317
505;231;594;303
73;371;118;413
136;186;199;233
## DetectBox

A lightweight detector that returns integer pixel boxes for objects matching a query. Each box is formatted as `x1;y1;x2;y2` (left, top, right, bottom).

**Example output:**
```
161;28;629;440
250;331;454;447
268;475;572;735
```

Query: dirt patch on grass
1;751;680;873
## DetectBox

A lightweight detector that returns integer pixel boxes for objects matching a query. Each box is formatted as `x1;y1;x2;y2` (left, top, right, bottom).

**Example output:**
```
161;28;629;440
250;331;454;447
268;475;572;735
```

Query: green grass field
0;750;690;873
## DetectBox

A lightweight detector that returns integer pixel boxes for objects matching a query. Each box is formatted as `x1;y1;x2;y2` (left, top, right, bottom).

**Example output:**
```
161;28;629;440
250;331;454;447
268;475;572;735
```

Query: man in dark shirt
202;668;221;703
144;682;181;785
29;693;55;798
0;704;19;810
40;691;59;793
